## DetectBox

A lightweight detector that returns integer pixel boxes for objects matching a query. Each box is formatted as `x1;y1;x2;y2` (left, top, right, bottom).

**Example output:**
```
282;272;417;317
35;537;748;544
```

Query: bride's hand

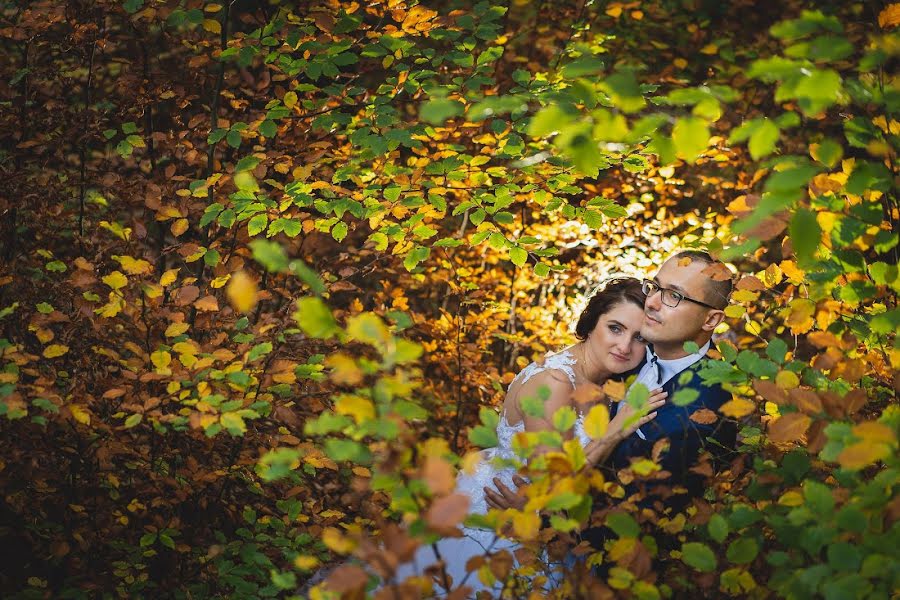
609;388;667;440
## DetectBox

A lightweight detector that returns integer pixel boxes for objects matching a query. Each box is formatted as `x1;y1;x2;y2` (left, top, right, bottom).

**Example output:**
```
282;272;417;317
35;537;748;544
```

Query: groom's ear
701;308;725;332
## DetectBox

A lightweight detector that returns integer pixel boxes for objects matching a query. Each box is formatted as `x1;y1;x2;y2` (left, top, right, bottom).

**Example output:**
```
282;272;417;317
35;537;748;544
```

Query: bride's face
587;301;647;374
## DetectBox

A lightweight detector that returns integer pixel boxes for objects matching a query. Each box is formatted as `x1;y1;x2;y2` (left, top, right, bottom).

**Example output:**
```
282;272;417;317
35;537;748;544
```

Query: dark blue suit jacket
607;356;736;499
581;355;737;550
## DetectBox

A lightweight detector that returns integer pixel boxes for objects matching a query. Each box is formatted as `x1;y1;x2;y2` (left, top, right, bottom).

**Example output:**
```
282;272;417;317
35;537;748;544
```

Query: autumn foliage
0;0;897;598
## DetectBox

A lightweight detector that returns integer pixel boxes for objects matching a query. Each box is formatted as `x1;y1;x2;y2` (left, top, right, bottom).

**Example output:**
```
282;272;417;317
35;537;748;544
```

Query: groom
485;250;736;520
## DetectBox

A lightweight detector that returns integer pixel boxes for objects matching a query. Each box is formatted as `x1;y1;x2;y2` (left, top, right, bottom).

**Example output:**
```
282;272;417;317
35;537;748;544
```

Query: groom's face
641;257;719;347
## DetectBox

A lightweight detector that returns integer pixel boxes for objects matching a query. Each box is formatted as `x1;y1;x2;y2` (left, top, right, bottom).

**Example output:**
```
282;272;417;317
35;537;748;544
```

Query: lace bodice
458;350;591;516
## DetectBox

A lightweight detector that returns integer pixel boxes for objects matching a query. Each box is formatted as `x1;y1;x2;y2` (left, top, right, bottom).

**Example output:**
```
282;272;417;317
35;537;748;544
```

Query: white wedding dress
387;350;592;596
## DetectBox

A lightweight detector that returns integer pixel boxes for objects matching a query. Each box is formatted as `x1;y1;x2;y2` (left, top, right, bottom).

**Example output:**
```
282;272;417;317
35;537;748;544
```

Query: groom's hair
670;249;733;309
575;277;645;340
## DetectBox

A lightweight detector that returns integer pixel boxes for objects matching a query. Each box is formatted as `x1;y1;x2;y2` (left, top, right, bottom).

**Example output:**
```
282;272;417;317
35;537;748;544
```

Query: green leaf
726;538;758;564
789;208;821;264
332;222;348;242
766;337;789;364
420;97;465;124
235;155;261;172
247;214;268;237
124;413;143;428
226;129;242;148
259;120;277;138
749;119;779;160
509;246;527;267
527;105;572;138
294;297;339;339
521;393;545;418
671;388;700;407
552;406;577;432
813;138;843;168
468;425;498;448
606;512;640;538
803;480;835;516
708;514;729;543
533;263;550;277
794;69;842;115
672;117;709;163
248;342;273;362
250;239;289;272
682;542;717;572
36;302;53;314
561;55;605;78
288;259;326;295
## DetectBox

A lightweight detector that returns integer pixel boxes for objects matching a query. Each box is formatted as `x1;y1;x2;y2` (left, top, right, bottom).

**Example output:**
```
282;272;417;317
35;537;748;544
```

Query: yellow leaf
630;10;643;19
775;370;800;390
325;353;364;386
346;313;391;349
778;490;804;506
700;43;718;54
719;397;756;418
151;350;172;372
837;441;891;470
321;527;356;554
851;421;896;445
160;268;179;287
165;322;190;338
605;5;623;17
35;328;54;343
512;510;540;540
334;394;375;424
284;91;298;108
724;304;745;318
226;271;257;313
171;218;189;237
584;404;609;439
210;274;231;288
220;412;246;434
294;555;320;570
143;283;163;299
43;344;69;358
70;405;91;425
673;58;688;69
114;256;153;275
203;18;221;34
103;271;128;290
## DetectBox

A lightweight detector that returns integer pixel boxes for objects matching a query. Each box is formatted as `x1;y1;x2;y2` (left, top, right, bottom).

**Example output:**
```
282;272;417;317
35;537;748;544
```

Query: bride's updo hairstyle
574;277;645;340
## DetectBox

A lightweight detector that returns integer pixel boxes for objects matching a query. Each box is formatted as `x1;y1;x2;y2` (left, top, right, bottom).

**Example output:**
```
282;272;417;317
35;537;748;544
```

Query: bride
381;277;667;596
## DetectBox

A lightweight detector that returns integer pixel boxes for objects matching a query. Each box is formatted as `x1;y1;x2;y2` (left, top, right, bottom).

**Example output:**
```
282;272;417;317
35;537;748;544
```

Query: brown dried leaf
425;493;469;533
174;285;200;306
324;564;368;594
767;412;811;444
422;456;455;496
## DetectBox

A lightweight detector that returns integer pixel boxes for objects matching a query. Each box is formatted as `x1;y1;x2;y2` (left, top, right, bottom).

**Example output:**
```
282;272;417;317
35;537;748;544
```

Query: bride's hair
574;277;645;340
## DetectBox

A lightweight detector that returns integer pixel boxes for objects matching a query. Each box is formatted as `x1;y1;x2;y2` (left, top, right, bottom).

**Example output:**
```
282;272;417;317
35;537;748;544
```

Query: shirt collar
647;340;712;386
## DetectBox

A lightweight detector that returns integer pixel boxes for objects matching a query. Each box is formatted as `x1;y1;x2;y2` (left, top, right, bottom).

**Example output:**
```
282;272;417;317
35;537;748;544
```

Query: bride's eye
609;324;621;333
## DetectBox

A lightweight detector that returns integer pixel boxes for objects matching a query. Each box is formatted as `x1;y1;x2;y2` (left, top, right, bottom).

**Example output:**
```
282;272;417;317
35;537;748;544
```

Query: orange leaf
193;295;219;312
689;408;718;424
422;455;456;496
425;493;470;533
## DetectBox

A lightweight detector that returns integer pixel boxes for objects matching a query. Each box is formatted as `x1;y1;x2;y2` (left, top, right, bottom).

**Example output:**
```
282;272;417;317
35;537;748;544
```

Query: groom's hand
484;475;527;510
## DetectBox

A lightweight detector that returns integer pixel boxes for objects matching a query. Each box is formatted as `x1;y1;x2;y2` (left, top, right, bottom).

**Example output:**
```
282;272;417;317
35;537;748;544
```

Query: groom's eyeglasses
642;279;721;310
